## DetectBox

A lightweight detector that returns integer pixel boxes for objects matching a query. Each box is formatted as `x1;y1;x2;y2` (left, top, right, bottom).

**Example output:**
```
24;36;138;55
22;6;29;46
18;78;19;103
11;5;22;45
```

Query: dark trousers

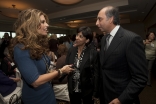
69;92;94;104
99;81;105;104
133;97;140;104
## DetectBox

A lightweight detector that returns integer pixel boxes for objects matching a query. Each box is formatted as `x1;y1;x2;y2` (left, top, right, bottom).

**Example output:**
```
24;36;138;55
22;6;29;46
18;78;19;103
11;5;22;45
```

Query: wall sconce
52;0;83;5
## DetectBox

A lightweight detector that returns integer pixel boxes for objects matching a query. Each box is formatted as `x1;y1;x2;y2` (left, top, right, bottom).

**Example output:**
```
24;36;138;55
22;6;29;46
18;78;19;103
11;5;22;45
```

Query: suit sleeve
93;50;100;98
118;35;148;103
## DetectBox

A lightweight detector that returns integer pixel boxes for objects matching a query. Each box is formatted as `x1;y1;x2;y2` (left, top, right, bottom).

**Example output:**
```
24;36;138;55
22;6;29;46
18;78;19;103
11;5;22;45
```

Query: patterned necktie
105;34;111;51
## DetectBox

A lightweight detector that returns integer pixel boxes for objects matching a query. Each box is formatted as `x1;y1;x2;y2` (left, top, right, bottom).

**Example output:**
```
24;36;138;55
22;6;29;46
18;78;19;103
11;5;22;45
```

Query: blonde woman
9;9;73;104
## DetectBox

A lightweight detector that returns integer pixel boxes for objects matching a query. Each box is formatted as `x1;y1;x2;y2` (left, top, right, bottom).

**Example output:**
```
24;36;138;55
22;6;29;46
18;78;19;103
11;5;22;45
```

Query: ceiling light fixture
66;20;79;28
52;0;83;5
0;5;20;18
67;23;79;28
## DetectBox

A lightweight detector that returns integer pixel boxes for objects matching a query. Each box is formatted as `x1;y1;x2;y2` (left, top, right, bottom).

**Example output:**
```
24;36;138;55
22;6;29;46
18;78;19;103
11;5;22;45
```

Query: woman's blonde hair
10;9;49;59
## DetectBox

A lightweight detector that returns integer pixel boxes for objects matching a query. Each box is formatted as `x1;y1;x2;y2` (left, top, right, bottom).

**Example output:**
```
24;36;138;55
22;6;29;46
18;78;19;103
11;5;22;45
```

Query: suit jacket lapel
103;27;123;64
100;35;107;64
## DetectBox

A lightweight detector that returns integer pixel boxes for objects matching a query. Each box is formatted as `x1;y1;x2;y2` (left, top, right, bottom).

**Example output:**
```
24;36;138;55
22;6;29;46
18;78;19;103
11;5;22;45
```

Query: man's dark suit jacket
100;27;147;104
65;45;100;98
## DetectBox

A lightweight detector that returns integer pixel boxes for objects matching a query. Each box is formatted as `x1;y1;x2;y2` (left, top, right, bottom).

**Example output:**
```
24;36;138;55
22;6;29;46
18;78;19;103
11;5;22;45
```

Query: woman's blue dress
14;45;56;104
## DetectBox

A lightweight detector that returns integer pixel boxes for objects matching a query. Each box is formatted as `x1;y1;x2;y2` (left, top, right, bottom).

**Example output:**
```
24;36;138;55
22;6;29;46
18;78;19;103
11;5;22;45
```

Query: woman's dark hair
77;26;93;46
146;31;156;39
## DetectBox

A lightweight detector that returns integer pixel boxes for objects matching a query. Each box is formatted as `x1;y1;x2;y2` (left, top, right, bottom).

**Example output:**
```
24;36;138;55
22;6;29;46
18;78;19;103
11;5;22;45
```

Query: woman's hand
145;39;151;44
60;65;74;74
109;98;121;104
9;77;21;82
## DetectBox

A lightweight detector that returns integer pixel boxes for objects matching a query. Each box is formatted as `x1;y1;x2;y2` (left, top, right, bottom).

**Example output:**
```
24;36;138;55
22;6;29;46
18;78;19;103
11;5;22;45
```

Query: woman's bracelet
59;68;63;76
56;68;63;77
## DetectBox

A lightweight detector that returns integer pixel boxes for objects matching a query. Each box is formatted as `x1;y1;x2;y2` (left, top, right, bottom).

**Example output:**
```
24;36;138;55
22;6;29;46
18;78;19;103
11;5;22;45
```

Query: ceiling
0;0;156;29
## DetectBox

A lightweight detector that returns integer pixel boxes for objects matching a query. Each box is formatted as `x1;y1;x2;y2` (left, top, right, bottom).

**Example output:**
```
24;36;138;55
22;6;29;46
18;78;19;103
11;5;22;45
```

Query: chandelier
67;23;79;28
0;5;20;18
52;0;83;5
66;20;80;28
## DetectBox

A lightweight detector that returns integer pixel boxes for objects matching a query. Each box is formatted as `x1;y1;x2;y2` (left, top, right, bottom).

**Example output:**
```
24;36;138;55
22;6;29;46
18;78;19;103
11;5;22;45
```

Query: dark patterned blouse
72;46;86;92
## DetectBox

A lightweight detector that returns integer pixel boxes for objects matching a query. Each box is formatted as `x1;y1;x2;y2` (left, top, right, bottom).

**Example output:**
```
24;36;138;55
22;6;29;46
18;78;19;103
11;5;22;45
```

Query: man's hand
109;98;121;104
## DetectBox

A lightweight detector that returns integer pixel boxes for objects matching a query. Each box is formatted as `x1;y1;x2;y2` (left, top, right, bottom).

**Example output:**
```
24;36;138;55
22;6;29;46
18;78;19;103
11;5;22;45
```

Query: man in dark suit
96;6;147;104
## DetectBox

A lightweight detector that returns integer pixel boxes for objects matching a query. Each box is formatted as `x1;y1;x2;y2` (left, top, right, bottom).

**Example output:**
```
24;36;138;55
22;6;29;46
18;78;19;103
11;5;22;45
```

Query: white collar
110;25;120;37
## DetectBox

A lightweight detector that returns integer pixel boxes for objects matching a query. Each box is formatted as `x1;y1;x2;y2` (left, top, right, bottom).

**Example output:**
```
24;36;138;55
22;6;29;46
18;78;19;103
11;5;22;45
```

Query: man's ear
109;16;114;24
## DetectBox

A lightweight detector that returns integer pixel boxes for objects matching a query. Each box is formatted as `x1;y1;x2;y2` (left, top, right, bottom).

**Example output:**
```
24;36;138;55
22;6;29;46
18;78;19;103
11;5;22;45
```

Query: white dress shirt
108;25;120;45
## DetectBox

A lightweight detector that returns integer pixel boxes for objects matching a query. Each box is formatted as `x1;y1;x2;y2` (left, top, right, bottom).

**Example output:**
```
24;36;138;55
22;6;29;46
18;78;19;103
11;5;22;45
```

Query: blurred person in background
63;36;71;50
143;31;156;86
0;45;17;76
0;70;20;97
52;44;70;103
49;34;59;59
0;33;10;59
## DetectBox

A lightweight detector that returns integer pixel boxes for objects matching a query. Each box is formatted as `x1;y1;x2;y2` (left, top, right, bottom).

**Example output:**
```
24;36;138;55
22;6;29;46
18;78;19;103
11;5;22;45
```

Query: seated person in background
0;70;20;97
48;34;59;59
0;33;10;59
56;44;67;69
63;36;72;50
53;44;68;83
0;47;17;76
52;44;70;103
48;51;56;70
